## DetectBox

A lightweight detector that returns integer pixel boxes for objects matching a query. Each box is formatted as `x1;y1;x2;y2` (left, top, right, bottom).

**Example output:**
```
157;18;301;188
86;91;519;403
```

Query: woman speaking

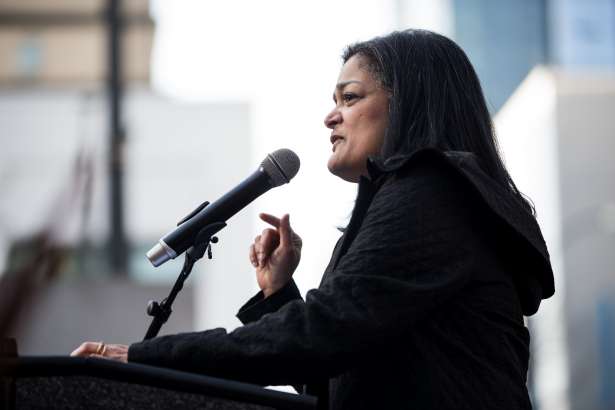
72;29;554;409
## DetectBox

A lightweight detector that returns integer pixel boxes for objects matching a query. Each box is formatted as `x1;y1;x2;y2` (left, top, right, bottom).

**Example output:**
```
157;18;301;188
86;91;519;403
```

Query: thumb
279;214;292;248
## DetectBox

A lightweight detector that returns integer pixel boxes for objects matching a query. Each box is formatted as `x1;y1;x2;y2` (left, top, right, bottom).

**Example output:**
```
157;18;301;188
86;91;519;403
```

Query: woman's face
324;54;389;182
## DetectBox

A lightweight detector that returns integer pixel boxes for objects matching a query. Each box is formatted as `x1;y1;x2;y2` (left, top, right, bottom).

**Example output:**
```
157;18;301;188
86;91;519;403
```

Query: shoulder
367;148;555;313
355;150;482;251
367;148;524;222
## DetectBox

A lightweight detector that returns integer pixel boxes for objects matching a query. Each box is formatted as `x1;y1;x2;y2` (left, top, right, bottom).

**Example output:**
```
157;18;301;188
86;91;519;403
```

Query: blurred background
0;0;613;408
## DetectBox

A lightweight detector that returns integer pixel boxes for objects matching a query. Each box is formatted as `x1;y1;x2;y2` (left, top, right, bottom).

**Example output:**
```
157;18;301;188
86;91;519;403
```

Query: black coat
128;148;555;409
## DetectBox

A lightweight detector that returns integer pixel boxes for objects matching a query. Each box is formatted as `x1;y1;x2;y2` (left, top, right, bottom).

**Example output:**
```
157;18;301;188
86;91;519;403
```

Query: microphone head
261;148;300;187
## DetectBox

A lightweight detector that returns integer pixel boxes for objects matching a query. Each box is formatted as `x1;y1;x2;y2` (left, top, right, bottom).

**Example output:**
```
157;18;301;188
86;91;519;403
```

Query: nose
324;107;341;129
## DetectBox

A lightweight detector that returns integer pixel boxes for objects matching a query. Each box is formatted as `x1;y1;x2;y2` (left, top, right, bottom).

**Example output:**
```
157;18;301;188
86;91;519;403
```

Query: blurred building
453;0;615;112
453;0;548;112
0;0;154;278
0;0;257;354
549;0;615;69
0;0;153;86
456;1;615;410
0;87;255;353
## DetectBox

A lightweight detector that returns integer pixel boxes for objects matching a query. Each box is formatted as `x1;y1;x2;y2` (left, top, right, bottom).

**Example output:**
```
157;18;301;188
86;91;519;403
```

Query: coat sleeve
127;160;480;386
236;279;303;324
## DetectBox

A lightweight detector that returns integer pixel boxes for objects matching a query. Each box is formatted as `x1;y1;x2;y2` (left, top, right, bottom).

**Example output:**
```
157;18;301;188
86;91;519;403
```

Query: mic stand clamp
143;221;226;341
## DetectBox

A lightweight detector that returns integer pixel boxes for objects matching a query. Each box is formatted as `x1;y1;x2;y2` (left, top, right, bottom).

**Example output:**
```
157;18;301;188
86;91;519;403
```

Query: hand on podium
71;341;128;362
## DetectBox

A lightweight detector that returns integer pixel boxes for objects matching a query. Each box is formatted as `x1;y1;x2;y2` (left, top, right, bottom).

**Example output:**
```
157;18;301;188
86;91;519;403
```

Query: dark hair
343;29;535;215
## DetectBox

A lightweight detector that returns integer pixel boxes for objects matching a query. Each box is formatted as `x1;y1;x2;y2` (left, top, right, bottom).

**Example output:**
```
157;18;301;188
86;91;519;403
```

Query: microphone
146;148;300;267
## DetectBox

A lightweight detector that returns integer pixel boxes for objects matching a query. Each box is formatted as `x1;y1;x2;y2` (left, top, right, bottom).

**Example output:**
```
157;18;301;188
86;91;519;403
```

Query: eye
342;92;358;103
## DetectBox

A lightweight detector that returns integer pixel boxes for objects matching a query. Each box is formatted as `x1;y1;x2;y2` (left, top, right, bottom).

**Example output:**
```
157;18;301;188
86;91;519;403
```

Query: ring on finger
96;341;105;355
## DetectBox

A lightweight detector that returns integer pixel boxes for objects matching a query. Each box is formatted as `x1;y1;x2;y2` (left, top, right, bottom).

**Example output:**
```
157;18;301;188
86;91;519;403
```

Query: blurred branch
0;233;67;337
0;148;94;338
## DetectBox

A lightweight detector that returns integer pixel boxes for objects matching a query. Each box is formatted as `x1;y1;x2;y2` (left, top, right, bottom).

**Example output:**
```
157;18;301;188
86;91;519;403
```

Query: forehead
337;54;375;86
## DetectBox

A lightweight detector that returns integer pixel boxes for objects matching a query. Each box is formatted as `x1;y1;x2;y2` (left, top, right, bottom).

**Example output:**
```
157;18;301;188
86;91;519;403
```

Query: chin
327;161;360;183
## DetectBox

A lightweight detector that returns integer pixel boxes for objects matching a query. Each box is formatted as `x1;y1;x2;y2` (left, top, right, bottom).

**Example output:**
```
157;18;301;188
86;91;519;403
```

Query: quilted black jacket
128;148;554;409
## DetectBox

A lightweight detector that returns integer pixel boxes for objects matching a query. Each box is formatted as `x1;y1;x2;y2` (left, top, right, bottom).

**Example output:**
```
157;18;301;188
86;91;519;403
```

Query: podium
0;356;318;409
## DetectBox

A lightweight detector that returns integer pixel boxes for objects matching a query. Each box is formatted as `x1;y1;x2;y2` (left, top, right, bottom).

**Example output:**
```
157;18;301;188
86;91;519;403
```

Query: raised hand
249;213;302;297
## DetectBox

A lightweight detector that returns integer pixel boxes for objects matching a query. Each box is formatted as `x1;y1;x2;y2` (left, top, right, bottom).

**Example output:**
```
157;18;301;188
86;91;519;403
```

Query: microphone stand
143;211;226;340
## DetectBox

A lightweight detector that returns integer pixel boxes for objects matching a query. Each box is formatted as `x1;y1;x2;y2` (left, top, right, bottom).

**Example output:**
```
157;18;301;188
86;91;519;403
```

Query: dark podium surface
0;356;318;410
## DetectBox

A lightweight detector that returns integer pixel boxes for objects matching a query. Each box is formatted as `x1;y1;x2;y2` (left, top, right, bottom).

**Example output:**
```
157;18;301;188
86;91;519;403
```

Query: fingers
249;243;258;267
251;229;279;267
259;212;281;227
258;229;279;265
250;234;261;267
71;342;128;363
291;229;303;250
278;214;292;248
70;341;100;357
261;228;279;253
260;213;294;249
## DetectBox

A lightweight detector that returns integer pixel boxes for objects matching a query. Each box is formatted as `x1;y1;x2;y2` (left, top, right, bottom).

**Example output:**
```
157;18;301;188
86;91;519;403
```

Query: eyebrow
335;80;362;89
333;80;363;101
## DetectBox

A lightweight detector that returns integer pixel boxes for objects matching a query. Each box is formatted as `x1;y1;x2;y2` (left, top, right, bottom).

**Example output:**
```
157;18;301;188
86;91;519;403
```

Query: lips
330;135;343;152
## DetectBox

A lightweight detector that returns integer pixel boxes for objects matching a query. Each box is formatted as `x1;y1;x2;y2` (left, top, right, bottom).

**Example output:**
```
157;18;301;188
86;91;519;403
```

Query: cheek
359;108;388;149
371;104;389;130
